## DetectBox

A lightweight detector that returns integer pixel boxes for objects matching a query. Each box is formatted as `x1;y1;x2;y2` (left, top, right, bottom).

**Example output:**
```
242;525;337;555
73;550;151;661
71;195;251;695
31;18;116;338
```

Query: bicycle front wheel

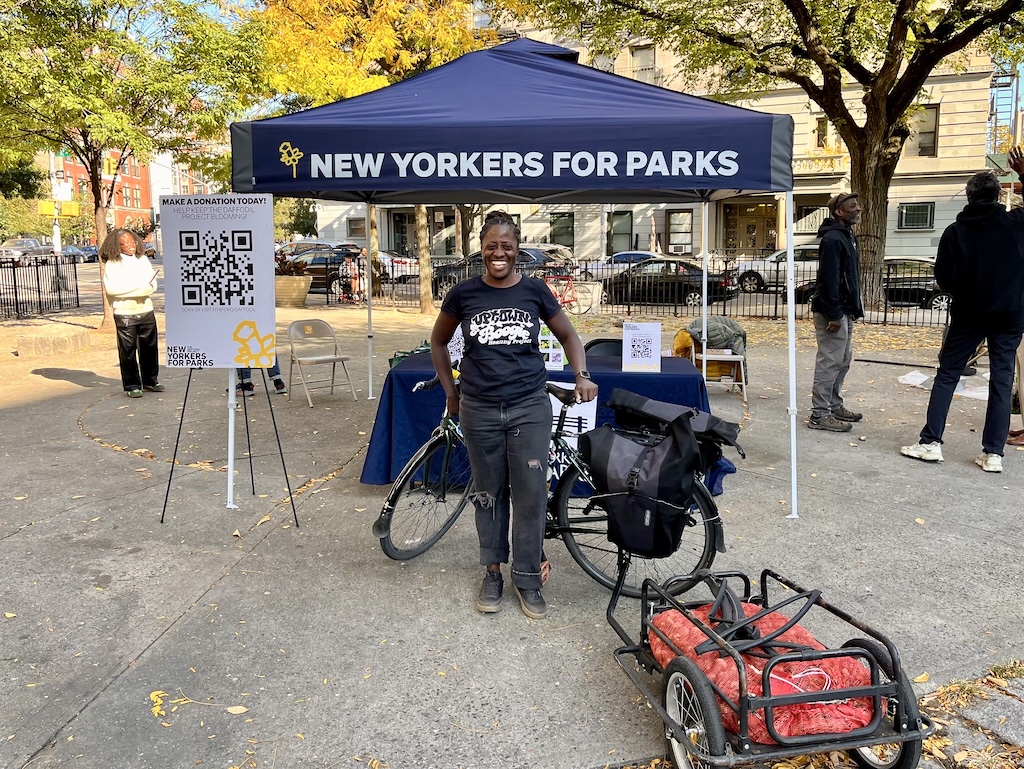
555;465;719;598
380;433;473;560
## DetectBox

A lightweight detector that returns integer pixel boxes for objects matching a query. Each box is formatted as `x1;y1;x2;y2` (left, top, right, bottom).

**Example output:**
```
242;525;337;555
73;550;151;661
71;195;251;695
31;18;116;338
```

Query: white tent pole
784;190;799;519
226;369;239;509
700;200;709;380
366;202;375;400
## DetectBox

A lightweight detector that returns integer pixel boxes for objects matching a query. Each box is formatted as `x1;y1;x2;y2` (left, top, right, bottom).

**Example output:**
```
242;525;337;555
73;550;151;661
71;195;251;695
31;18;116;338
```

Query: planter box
275;275;312;308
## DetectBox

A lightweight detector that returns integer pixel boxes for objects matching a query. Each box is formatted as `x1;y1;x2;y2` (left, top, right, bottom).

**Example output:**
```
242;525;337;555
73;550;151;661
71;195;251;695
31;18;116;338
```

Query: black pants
920;324;1022;455
114;311;160;391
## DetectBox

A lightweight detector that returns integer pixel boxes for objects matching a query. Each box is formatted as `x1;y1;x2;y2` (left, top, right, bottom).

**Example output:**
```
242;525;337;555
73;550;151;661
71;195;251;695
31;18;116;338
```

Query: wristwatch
575;370;592;380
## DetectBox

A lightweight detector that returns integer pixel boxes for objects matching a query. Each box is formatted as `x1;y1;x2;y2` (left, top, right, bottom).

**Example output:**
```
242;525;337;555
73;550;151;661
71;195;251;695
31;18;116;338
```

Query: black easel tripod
160;368;300;527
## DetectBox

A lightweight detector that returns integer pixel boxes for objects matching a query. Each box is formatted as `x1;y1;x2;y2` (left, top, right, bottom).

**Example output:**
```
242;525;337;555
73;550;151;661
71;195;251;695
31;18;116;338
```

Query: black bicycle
371;378;726;598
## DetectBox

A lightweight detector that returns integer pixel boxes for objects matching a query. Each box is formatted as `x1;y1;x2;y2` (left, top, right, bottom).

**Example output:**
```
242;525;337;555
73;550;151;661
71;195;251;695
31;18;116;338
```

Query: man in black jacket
809;192;866;432
901;152;1024;473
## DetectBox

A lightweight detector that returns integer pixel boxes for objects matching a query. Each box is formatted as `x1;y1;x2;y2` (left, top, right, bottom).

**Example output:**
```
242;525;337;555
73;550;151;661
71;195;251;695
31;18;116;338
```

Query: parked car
377;251;461;283
601;256;737;306
431;245;575;299
61;245;86;263
79;245;99;263
287;246;362;294
276;239;359;258
597;250;660;279
883;258;950;310
733;243;820;293
0;237;56;265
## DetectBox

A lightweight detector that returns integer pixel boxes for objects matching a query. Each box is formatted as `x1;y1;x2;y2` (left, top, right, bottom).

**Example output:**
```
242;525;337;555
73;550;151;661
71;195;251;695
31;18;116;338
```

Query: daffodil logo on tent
279;142;304;179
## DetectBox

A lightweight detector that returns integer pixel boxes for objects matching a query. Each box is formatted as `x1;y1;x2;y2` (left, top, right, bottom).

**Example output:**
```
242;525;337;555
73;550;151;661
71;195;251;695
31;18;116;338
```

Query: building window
472;0;490;28
608;211;632;255
898;202;935;229
911;105;938;157
549;213;574;250
628;45;659;85
815;116;829;148
133;187;141;207
347;217;366;239
666;211;693;255
121;187;130;207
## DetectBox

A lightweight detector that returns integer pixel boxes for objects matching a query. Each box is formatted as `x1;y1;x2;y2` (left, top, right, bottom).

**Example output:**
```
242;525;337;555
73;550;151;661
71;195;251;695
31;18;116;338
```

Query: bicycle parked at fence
544;273;595;316
371;377;724;598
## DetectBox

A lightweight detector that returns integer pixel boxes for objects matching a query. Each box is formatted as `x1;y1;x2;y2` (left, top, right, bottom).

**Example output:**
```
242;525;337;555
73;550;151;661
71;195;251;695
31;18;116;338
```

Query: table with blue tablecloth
360;352;710;485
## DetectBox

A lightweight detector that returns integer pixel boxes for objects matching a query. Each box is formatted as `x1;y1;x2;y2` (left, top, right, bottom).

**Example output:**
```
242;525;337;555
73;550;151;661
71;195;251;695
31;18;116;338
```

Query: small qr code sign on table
622;322;662;373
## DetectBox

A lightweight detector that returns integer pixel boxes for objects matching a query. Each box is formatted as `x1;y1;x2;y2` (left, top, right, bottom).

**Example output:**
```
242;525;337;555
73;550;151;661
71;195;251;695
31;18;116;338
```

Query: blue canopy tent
231;38;807;516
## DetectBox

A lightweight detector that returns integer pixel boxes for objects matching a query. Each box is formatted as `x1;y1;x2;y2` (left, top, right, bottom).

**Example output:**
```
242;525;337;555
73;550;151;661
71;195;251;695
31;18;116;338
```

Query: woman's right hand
445;393;461;417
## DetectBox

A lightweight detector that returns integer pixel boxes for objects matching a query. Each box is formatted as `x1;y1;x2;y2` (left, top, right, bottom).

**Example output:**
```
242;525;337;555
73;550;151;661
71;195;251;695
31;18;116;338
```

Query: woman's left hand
575;378;599;403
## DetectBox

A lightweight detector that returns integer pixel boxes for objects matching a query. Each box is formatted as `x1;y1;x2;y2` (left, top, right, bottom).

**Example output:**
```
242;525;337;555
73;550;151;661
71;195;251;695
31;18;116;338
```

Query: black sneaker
273;378;287;395
513;583;547;619
807;415;852;432
239;381;255;397
476;571;503;613
833;406;863;422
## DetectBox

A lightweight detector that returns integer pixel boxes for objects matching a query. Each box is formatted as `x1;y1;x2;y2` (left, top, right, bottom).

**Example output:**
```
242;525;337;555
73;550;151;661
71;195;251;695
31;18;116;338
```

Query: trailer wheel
663;656;726;769
842;638;923;769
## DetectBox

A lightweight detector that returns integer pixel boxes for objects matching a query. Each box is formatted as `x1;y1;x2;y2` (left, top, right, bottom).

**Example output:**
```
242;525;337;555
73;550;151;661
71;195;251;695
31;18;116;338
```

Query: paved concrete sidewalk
1;298;1022;769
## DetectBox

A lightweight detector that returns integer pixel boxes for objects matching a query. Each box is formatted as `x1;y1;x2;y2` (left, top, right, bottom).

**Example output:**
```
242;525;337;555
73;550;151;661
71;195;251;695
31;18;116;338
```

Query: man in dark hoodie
901;151;1024;473
809;192;865;432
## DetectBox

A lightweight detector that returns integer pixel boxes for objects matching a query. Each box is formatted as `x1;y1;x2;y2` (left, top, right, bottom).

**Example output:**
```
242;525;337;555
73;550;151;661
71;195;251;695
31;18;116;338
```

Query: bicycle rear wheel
554;465;719;598
379;433;473;560
567;283;593;315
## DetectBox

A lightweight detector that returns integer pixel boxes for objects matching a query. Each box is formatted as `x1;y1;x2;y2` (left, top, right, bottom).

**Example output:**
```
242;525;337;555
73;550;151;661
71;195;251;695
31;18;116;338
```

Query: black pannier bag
578;410;701;558
604;387;745;474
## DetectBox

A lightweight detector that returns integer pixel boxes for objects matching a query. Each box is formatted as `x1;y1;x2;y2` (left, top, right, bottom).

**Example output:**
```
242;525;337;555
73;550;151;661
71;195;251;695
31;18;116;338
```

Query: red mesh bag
650;602;876;744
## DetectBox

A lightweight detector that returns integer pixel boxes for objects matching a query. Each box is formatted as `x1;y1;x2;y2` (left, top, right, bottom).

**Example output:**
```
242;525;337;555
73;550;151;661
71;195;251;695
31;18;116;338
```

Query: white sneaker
900;441;943;462
975;453;1002;473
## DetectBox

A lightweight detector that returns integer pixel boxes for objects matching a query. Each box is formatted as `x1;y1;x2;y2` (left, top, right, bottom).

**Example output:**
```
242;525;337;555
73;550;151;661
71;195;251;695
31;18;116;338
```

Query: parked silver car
734;244;819;293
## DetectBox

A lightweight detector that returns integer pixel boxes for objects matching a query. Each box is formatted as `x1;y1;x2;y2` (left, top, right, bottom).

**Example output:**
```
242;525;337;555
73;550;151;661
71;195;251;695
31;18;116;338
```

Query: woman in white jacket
100;229;162;397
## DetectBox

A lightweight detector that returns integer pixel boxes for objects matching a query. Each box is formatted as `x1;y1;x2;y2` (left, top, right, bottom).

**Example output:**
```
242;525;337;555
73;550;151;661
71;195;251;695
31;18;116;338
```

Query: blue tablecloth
360;352;709;485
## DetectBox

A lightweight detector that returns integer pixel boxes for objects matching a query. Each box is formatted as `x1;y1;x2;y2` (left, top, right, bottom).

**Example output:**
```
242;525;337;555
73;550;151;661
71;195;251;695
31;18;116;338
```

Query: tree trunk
846;130;901;310
367;202;383;297
457;204;477;257
90;157;113;329
415;204;432;313
454;208;463;256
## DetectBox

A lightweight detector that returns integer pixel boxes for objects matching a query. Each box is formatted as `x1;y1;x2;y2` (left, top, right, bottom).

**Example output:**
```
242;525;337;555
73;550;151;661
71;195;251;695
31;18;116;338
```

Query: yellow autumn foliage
249;0;488;106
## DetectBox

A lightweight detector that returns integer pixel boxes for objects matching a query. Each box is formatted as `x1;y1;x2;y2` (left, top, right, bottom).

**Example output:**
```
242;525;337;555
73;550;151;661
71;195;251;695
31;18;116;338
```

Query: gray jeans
811;312;854;419
459;389;551;590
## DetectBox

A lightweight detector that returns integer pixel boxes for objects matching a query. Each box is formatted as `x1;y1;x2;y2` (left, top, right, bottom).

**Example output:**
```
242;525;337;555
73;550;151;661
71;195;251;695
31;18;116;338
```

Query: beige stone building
317;36;1012;266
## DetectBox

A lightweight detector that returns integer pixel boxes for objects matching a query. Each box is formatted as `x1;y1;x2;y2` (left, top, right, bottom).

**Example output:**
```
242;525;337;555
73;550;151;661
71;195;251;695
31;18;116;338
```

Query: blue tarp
231;38;793;203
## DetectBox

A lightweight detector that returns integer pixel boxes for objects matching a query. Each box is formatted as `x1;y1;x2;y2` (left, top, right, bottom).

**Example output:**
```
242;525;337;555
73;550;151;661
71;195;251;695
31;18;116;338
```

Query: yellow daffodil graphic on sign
279;142;303;179
233;320;276;367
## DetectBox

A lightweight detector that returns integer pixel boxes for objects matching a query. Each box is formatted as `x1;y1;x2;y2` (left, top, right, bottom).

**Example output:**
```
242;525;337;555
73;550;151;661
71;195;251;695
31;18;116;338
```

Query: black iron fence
2;252;945;330
0;255;81;319
369;255;948;329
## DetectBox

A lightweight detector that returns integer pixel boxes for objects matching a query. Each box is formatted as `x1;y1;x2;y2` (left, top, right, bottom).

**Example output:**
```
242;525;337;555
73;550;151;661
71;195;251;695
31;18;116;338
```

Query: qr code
179;230;255;306
630;335;656;361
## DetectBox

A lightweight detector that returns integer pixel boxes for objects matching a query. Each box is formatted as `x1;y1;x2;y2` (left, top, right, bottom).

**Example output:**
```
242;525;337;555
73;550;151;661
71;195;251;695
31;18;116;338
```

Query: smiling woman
426;210;598;621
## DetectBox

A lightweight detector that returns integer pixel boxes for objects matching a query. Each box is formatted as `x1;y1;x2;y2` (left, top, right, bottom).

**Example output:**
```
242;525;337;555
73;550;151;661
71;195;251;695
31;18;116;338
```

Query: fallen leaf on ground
225;706;249;715
913;672;930;683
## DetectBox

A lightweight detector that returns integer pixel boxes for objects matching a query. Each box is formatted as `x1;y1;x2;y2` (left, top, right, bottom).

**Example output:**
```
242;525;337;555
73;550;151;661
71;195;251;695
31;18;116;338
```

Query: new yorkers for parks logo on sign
277;143;742;181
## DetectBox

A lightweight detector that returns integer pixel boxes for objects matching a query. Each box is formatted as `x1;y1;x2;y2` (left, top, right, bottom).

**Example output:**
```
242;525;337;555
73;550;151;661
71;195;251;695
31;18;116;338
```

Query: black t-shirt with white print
440;275;562;402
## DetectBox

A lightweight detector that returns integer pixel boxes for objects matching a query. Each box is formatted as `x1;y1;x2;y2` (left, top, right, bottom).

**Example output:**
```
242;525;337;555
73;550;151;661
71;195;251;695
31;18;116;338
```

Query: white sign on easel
160;194;276;509
622;322;662;372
